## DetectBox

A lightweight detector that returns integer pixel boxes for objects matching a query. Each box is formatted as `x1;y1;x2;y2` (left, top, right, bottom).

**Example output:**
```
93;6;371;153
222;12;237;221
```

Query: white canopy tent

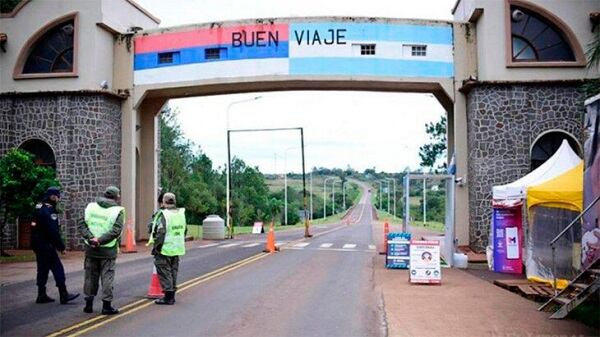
493;140;581;200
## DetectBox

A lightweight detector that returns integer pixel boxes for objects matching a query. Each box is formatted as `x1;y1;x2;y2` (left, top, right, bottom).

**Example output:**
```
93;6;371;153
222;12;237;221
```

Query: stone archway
530;129;582;170
16;138;56;248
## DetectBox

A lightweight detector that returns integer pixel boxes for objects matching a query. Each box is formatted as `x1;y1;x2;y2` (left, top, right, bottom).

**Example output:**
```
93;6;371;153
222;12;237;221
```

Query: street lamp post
342;182;346;210
226;96;261;239
385;178;396;217
379;180;383;210
283;146;300;225
310;170;313;220
323;177;335;218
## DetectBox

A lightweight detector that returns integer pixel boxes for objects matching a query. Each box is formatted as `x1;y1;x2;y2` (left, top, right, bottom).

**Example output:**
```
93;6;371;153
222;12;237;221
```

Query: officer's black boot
83;296;94;313
35;286;55;304
58;285;80;304
154;291;175;305
101;300;119;315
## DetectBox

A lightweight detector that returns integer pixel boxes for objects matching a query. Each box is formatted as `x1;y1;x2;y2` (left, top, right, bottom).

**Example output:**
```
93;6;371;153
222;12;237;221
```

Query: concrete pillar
452;22;478;246
137;98;166;240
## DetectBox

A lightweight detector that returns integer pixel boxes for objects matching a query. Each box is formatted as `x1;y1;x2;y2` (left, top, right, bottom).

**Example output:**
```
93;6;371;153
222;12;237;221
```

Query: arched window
507;1;585;67
19;139;56;169
14;12;78;79
530;131;580;171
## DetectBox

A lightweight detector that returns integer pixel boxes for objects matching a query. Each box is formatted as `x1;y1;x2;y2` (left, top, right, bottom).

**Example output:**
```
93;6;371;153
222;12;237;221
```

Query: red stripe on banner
135;24;289;54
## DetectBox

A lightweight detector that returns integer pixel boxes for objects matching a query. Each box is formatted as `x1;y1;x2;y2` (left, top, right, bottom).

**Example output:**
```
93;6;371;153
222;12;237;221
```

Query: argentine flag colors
133;20;454;86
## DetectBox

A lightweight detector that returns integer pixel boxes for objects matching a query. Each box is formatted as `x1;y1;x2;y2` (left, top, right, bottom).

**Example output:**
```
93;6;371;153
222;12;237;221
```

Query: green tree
0;149;59;256
418;115;447;172
159;107;224;224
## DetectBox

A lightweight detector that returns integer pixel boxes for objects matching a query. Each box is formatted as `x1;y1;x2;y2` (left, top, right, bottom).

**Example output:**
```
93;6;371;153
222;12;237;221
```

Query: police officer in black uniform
31;187;79;304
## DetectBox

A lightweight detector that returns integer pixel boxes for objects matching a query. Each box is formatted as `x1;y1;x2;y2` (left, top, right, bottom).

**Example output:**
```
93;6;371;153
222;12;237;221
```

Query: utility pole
310;170;313;220
342;182;346;209
423;178;427;225
379;180;383;210
225;96;261;239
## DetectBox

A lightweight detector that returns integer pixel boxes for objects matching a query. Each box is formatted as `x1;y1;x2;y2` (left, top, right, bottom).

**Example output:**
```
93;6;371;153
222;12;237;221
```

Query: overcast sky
136;0;456;174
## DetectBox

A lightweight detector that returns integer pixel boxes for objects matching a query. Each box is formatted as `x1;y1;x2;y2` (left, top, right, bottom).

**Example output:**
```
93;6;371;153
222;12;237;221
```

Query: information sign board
386;232;411;269
409;240;441;284
252;222;264;234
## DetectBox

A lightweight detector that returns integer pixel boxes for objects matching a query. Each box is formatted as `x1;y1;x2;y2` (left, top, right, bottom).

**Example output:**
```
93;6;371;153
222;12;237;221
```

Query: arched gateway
1;0;597;251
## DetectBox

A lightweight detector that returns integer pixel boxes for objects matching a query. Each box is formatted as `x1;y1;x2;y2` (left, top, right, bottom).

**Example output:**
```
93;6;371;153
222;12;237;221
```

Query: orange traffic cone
379;221;389;255
263;222;278;253
147;266;163;298
122;219;137;253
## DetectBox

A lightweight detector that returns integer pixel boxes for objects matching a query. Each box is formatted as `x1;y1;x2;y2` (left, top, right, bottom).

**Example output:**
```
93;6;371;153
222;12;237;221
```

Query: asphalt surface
0;220;345;337
69;188;383;337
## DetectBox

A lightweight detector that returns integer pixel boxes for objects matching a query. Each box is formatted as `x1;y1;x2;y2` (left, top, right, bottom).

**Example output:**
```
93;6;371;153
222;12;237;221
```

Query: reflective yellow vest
84;203;124;248
149;208;186;256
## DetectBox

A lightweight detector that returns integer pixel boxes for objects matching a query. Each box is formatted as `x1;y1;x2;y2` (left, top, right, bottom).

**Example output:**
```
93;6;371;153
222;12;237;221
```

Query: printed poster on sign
409;240;441;284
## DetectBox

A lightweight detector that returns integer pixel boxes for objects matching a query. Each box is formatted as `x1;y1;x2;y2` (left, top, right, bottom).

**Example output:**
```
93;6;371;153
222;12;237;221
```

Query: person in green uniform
148;192;186;305
79;186;124;315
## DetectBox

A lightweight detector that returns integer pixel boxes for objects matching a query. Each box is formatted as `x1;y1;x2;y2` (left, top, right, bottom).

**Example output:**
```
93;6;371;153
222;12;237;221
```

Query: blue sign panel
386;232;411;269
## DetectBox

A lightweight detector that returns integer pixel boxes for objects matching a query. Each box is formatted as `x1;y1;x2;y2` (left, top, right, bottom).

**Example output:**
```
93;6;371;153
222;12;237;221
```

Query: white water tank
202;215;225;240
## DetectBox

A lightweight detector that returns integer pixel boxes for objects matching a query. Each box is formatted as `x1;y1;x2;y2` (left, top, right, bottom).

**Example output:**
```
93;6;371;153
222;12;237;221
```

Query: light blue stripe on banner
290;58;454;78
289;23;453;45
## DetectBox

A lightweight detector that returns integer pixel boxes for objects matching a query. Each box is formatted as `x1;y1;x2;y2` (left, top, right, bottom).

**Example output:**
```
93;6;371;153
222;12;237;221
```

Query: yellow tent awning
527;162;583;213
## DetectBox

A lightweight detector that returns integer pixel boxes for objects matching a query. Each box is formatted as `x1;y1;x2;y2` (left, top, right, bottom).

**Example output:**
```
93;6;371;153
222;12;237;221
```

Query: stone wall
0;93;122;249
466;83;584;251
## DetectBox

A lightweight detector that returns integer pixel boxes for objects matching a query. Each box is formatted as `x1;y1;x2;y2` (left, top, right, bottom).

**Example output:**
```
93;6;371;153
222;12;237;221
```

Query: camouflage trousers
84;257;116;301
154;255;179;292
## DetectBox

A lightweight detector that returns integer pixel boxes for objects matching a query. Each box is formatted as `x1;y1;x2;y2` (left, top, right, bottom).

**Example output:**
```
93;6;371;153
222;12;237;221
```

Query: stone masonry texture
0;94;122;249
466;83;584;251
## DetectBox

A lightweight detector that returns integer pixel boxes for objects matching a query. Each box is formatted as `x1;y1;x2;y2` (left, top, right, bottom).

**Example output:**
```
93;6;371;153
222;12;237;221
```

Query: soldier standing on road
79;186;124;315
31;187;80;304
148;192;186;305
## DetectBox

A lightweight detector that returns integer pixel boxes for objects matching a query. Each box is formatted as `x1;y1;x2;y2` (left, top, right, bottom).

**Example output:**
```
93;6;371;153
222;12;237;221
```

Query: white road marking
294;242;311;248
368;244;376;250
198;243;219;248
218;243;241;248
320;243;333;248
242;243;261;248
342;244;357;249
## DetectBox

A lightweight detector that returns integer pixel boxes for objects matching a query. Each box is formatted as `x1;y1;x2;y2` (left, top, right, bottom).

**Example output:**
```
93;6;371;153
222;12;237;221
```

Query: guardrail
550;194;600;294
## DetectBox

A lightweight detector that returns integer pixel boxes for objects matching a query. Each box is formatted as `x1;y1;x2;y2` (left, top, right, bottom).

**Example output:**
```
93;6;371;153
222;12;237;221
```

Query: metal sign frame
403;174;456;267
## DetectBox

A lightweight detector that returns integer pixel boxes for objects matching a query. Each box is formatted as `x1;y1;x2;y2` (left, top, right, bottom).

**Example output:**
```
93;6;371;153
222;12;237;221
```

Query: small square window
205;48;227;60
360;44;376;55
158;52;179;64
411;45;427;57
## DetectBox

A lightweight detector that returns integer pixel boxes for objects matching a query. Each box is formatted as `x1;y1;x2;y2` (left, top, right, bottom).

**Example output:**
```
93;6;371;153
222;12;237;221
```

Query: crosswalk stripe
242;243;261;248
342;244;357;249
218;243;240;248
320;243;333;248
294;242;311;248
198;243;219;248
368;244;376;250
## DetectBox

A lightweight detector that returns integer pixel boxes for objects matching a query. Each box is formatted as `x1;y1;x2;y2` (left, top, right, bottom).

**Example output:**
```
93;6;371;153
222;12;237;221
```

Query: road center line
47;253;267;337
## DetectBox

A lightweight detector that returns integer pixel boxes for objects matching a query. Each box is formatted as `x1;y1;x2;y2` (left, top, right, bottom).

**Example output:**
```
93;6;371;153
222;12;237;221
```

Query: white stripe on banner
289;40;453;63
134;58;290;86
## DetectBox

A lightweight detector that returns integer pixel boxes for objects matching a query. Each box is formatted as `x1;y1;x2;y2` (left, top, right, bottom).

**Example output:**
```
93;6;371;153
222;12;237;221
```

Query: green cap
104;186;120;200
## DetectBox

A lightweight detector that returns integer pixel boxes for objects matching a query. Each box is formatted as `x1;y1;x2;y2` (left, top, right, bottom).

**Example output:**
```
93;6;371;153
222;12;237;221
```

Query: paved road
0;219;346;337
69;187;383;337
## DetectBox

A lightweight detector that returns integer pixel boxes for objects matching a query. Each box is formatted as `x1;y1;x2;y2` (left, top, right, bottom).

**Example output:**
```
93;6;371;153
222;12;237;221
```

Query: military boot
58;285;80;304
83;296;94;313
154;291;175;305
35;286;55;304
101;300;119;315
